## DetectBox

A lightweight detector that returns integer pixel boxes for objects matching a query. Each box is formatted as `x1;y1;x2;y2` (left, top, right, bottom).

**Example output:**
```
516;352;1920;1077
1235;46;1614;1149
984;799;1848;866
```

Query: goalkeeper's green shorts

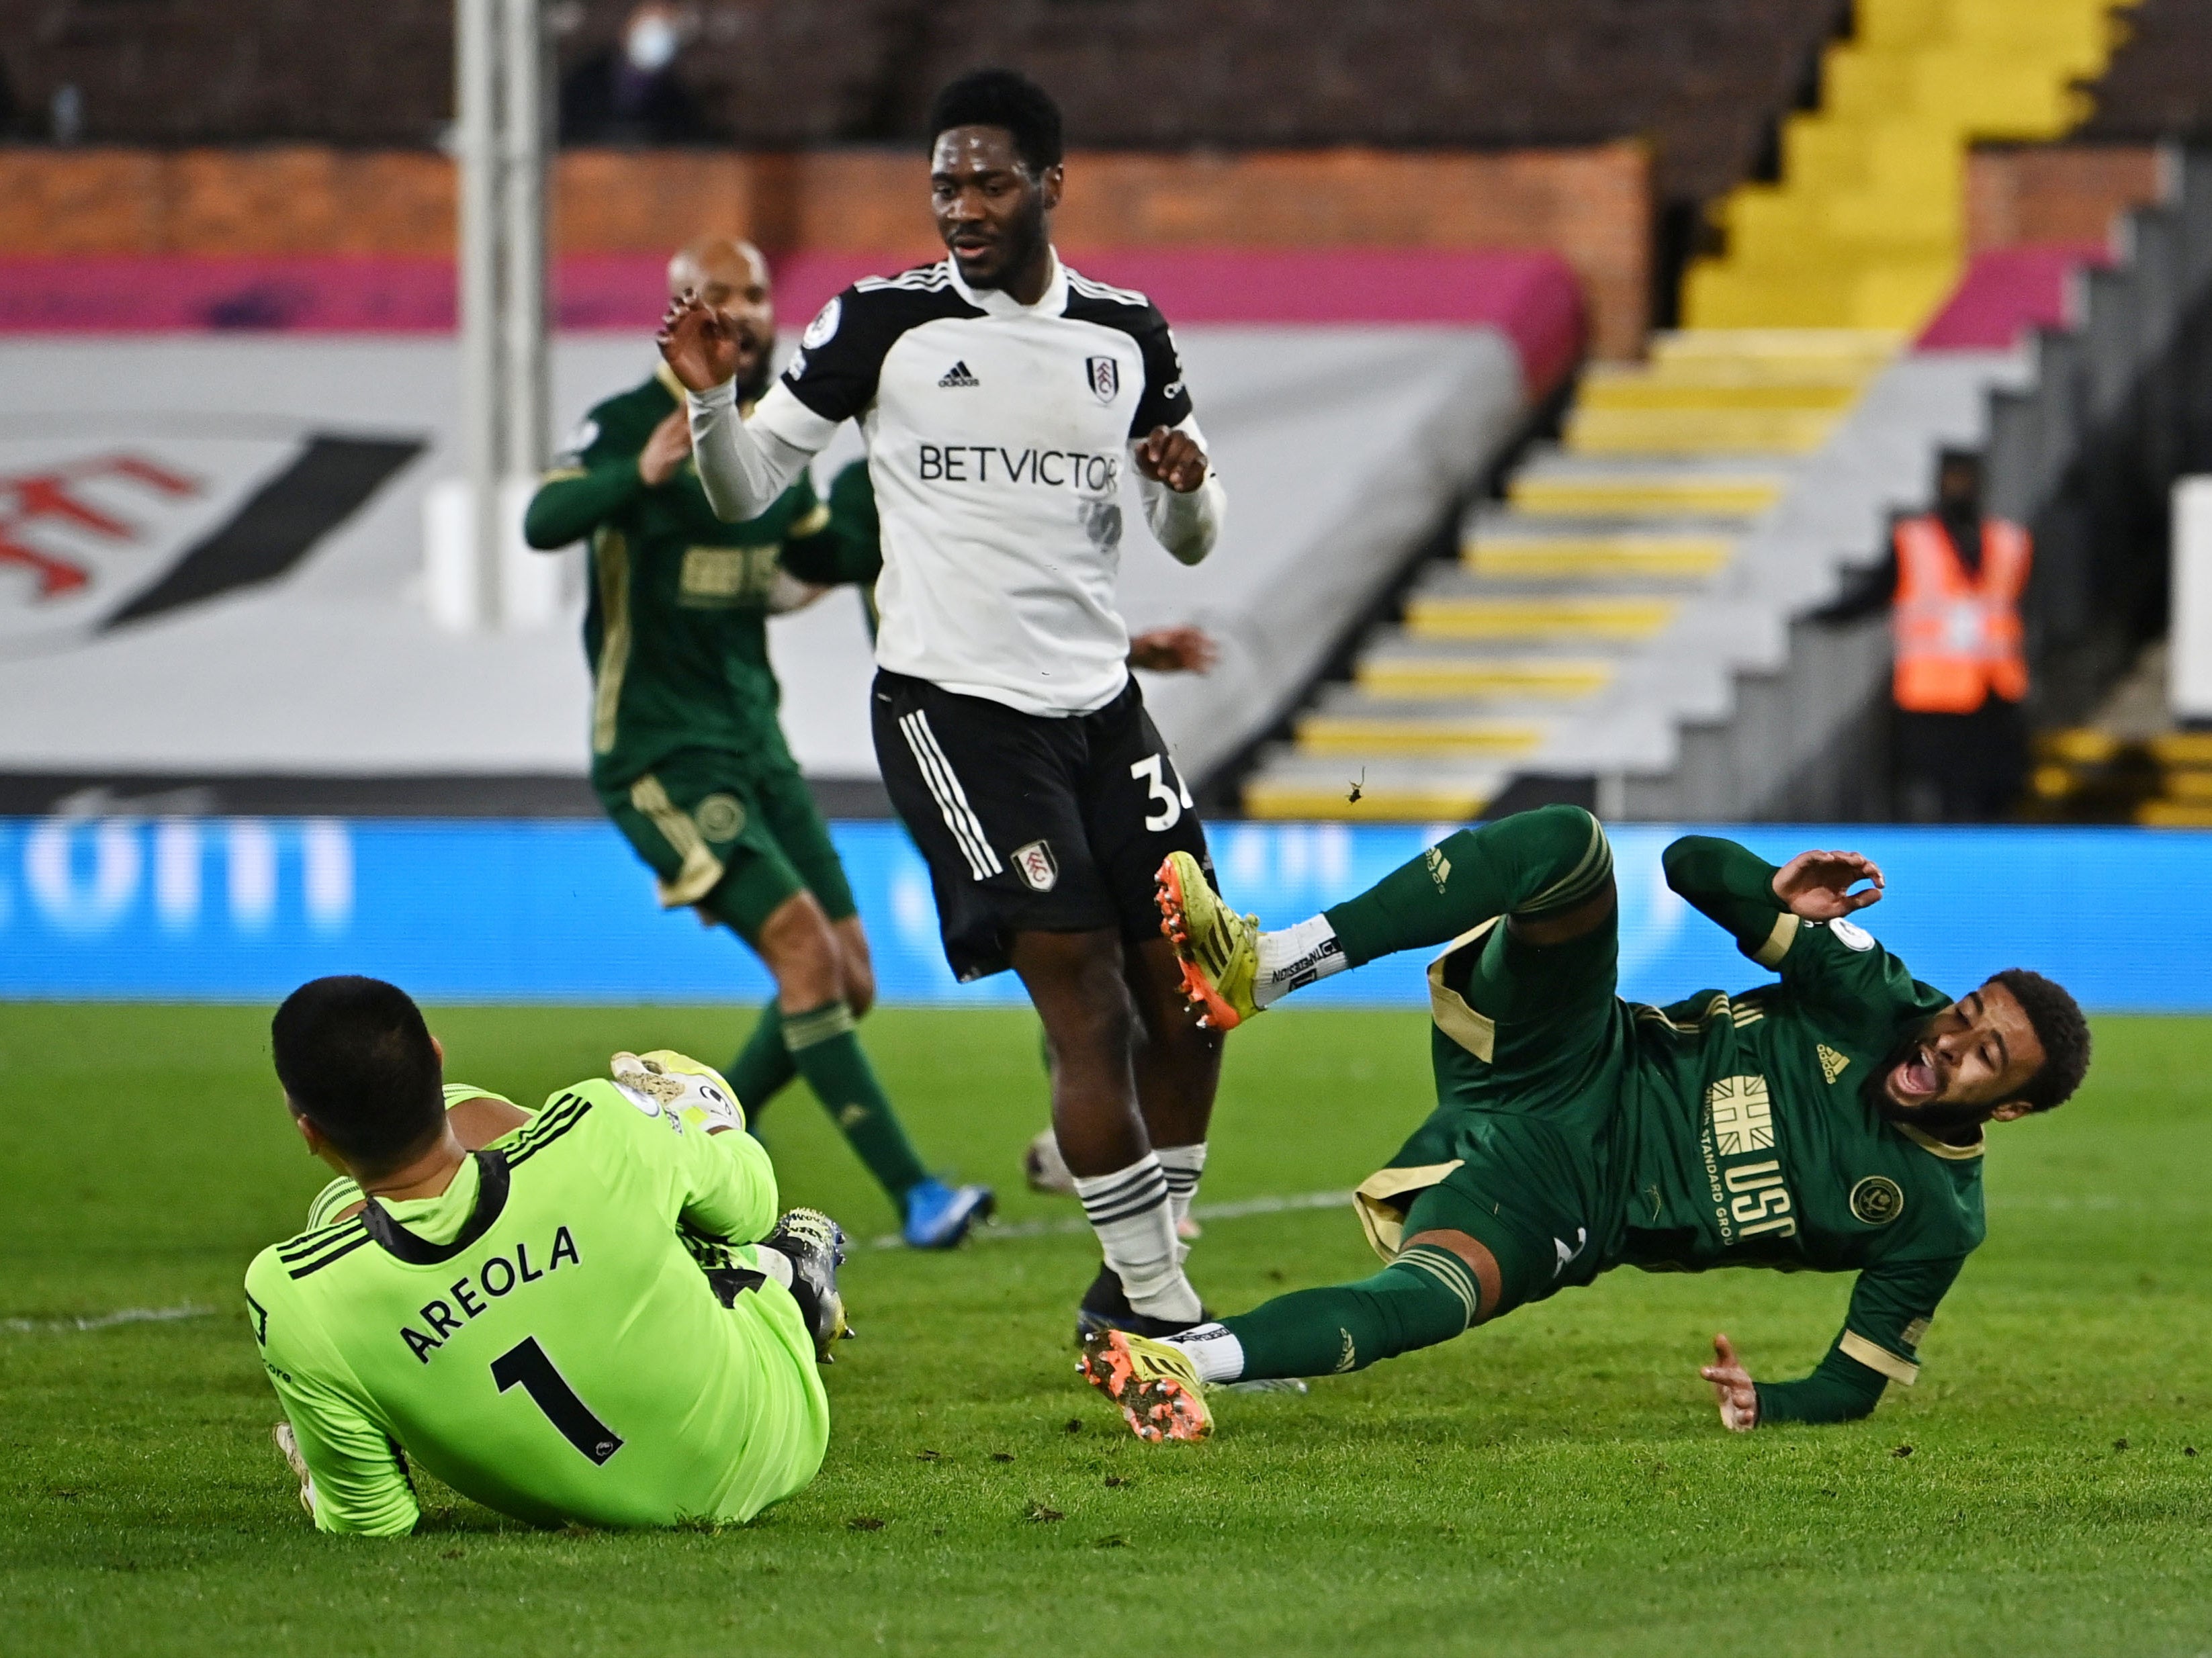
599;748;856;943
1352;911;1630;1318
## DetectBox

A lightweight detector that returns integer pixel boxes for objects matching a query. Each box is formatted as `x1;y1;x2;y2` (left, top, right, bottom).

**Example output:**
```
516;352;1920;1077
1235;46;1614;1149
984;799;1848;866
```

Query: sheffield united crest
1085;356;1120;404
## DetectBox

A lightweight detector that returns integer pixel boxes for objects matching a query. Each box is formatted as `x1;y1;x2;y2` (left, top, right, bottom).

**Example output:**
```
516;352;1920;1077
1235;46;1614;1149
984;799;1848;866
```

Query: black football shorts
871;669;1216;981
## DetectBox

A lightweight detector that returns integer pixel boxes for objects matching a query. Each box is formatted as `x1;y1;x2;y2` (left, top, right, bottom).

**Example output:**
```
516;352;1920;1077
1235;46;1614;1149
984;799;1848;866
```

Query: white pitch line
873;1189;1350;1250
2;1304;214;1334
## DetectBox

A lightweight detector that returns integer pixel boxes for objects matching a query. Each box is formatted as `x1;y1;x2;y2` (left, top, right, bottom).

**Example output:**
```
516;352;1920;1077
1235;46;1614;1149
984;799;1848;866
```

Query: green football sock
1323;804;1613;967
782;999;930;1205
1221;1252;1478;1379
727;999;798;1123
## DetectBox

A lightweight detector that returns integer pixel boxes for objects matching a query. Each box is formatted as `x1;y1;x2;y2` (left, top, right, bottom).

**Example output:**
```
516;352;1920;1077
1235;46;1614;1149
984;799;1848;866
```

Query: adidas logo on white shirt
937;361;980;388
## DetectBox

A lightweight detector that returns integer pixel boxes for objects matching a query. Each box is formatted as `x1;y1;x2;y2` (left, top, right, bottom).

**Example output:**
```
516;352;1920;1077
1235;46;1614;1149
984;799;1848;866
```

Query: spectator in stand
1817;449;2032;822
559;2;705;145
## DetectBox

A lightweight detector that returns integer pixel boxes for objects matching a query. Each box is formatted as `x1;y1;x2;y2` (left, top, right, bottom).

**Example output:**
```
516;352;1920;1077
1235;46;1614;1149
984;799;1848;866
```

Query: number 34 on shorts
1131;752;1192;831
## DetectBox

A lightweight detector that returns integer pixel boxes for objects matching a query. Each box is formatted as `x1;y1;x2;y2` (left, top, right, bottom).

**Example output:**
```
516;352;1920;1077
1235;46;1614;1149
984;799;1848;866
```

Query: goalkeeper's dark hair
927;68;1063;175
1992;968;2091;1111
272;976;445;1172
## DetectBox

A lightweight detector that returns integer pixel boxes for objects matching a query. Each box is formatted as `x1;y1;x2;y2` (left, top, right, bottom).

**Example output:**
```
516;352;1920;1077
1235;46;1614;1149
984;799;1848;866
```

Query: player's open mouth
1889;1046;1940;1105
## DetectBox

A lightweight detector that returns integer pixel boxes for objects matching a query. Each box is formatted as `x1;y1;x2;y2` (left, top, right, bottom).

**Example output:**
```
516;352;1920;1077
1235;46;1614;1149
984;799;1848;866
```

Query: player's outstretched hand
637;408;694;488
1771;848;1884;921
1135;424;1208;492
1127;625;1219;674
657;290;740;394
1701;1332;1760;1432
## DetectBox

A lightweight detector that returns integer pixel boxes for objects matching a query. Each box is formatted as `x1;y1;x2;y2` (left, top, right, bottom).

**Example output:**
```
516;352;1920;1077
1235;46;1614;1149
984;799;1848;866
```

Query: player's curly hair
1992;968;2091;1111
273;976;445;1172
927;68;1063;175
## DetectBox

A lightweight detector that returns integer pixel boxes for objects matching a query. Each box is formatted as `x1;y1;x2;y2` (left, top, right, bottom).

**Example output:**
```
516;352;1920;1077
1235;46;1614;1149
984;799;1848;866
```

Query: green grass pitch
4;1002;2209;1657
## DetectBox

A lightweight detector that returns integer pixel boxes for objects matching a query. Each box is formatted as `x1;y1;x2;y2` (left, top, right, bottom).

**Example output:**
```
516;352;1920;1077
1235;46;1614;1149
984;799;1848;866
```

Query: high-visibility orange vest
1892;514;2030;713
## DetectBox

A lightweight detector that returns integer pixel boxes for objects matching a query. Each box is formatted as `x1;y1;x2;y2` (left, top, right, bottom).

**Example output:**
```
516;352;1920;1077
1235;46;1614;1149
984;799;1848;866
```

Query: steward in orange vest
1813;450;2031;821
1892;512;2030;714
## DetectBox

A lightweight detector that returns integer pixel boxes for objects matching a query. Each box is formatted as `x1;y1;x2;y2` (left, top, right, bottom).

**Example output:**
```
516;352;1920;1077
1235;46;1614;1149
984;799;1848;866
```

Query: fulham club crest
1084;356;1120;404
1012;839;1059;892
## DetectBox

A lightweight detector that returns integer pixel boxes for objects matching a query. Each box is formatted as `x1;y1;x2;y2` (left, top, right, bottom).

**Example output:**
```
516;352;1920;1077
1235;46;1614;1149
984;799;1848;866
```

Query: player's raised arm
1662;834;1884;966
660;292;822;521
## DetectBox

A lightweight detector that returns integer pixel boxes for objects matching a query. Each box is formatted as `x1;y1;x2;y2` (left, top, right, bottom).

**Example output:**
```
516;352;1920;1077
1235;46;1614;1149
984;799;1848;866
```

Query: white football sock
752;1244;794;1289
1156;1142;1208;1230
1165;1322;1245;1384
1253;914;1349;1007
1073;1154;1202;1324
1156;1141;1208;1266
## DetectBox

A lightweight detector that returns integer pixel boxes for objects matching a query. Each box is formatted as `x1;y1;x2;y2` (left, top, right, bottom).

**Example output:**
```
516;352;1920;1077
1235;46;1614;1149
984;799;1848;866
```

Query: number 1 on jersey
491;1336;625;1465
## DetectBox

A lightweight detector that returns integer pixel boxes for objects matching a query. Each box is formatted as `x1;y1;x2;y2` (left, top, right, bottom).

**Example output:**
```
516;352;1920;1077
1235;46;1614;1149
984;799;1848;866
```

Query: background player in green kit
247;976;848;1534
1078;808;2092;1442
523;236;989;1249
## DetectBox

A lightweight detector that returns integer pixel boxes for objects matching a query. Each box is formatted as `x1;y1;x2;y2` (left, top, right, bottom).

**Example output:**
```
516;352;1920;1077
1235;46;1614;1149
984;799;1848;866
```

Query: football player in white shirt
660;69;1231;1342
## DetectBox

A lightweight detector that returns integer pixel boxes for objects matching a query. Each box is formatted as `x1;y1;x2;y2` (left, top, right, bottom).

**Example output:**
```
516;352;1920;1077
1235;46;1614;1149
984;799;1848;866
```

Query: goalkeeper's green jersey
244;1078;829;1535
1613;837;1983;1398
523;365;865;790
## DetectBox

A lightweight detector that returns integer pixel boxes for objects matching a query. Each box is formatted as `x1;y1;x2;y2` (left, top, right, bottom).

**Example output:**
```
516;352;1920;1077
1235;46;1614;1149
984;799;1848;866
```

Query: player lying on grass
525;234;991;1250
1077;807;2091;1442
246;975;849;1533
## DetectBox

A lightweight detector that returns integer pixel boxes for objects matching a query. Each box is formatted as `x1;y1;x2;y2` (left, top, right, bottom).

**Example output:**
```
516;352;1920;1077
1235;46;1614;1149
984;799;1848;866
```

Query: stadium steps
1685;0;2137;330
1506;454;1791;520
2027;728;2212;825
2023;649;2212;825
1241;328;1896;821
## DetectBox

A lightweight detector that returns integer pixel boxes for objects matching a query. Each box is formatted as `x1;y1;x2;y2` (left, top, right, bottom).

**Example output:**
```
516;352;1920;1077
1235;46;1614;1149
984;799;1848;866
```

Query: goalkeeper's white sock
1165;1322;1246;1384
1253;915;1347;1007
1073;1154;1202;1324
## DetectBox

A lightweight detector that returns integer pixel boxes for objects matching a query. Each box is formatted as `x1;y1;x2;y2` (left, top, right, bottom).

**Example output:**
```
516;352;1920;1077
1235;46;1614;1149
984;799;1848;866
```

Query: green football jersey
1613;837;1983;1393
529;364;858;789
245;1078;829;1535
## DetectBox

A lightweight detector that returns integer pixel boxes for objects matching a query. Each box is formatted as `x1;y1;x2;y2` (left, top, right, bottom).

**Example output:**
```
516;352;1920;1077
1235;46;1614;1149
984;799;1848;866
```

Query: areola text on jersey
685;251;1226;718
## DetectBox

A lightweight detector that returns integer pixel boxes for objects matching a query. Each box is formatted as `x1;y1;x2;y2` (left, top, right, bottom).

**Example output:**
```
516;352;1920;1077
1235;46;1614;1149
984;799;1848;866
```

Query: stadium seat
1686;0;2139;331
0;0;1845;226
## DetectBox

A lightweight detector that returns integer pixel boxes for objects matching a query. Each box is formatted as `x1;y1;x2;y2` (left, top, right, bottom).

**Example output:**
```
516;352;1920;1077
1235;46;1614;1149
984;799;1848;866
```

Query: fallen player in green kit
247;976;848;1532
1076;807;2092;1442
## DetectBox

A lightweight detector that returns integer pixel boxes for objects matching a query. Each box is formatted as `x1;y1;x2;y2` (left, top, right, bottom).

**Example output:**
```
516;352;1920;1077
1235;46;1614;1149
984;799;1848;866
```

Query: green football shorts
1353;908;1632;1319
601;748;857;943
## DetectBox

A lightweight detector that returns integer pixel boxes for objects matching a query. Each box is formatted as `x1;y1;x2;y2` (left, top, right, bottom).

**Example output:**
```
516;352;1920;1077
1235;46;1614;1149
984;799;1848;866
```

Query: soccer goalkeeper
1078;807;2092;1442
246;976;847;1533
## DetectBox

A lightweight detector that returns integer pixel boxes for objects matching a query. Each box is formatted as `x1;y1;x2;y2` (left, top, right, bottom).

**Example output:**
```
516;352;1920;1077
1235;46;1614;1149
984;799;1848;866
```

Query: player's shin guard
1322;804;1612;968
781;1000;930;1203
1218;1258;1475;1379
728;999;799;1123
